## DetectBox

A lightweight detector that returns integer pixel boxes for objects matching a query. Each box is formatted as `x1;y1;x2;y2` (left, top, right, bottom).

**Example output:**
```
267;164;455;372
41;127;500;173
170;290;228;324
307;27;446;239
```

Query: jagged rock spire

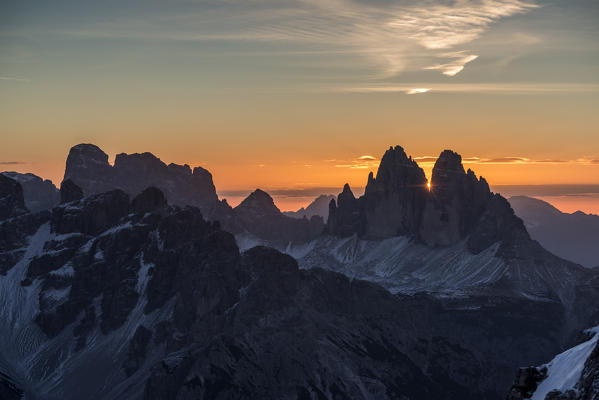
327;145;522;252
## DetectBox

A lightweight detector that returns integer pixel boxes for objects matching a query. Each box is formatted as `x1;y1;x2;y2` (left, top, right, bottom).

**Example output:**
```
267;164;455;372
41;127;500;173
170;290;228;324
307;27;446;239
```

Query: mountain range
1;143;598;399
508;196;599;268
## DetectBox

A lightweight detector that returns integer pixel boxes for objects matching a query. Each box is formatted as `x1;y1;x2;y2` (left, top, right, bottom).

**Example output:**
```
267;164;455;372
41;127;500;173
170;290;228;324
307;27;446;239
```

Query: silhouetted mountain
60;179;83;204
0;173;28;219
0;186;591;399
283;146;596;308
227;189;325;247
63;143;223;217
2;171;59;212
327;146;496;249
283;194;335;219
234;188;280;219
509;196;599;268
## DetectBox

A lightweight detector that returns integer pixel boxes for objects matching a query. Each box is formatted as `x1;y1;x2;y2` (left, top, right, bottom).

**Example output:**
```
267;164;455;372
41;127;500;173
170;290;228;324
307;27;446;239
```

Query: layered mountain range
61;144;324;247
509;196;599;268
0;143;597;399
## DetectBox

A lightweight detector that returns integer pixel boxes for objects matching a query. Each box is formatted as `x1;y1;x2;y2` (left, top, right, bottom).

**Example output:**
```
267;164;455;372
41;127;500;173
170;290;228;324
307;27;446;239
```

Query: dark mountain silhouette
0;183;590;399
61;144;323;246
0;173;28;219
283;194;335;219
226;189;325;247
509;195;599;268
63;143;224;218
1;144;598;399
327;146;497;249
1;171;59;212
288;146;597;311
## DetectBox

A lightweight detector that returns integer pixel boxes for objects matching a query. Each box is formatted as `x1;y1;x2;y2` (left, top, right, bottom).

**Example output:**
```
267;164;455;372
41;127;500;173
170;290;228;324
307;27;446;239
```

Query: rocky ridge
63;143;224;218
0;178;583;399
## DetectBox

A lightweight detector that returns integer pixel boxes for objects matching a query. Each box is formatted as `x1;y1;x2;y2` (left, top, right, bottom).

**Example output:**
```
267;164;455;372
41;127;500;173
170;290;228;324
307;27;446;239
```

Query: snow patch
532;326;599;399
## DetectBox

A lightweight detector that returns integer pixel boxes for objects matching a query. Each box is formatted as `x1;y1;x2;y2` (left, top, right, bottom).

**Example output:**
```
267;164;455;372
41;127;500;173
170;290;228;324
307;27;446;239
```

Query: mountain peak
61;143;219;215
235;189;280;218
431;149;465;185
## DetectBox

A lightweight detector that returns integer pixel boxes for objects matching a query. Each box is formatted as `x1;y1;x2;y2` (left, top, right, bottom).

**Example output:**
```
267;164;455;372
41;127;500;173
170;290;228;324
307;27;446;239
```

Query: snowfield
532;326;599;399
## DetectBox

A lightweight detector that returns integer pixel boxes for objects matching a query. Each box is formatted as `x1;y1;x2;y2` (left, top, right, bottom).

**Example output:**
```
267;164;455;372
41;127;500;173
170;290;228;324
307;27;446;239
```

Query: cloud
57;0;539;78
424;52;478;76
415;155;591;166
334;155;379;169
407;88;430;94
413;156;438;163
0;161;25;165
343;83;599;94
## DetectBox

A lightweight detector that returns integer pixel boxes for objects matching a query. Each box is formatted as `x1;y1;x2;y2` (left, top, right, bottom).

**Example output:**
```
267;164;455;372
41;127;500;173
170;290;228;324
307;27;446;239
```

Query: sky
1;0;598;212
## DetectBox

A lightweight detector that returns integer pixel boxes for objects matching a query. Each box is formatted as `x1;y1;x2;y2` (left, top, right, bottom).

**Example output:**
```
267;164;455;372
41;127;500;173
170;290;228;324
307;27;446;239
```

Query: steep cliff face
0;173;28;220
327;184;364;237
327;146;428;239
419;150;492;247
63;144;222;217
327;146;525;254
363;146;429;238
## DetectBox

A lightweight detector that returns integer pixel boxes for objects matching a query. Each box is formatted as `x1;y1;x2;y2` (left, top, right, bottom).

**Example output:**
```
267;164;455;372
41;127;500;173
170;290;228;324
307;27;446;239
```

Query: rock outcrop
326;146;526;253
507;328;599;400
132;187;167;214
419;150;492;247
63;143;221;217
1;172;60;212
0;173;28;220
60;179;84;204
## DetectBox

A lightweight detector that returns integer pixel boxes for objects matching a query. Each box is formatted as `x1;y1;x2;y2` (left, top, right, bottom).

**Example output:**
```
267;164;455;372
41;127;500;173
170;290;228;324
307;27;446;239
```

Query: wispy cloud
331;155;379;169
415;156;597;165
57;0;539;78
407;88;430;94
0;76;30;82
344;83;599;94
425;52;479;76
0;161;25;165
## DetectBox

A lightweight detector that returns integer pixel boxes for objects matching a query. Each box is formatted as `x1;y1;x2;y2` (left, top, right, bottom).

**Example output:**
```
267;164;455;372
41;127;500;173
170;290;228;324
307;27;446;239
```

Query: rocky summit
63;143;222;218
327;146;528;253
226;189;325;247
